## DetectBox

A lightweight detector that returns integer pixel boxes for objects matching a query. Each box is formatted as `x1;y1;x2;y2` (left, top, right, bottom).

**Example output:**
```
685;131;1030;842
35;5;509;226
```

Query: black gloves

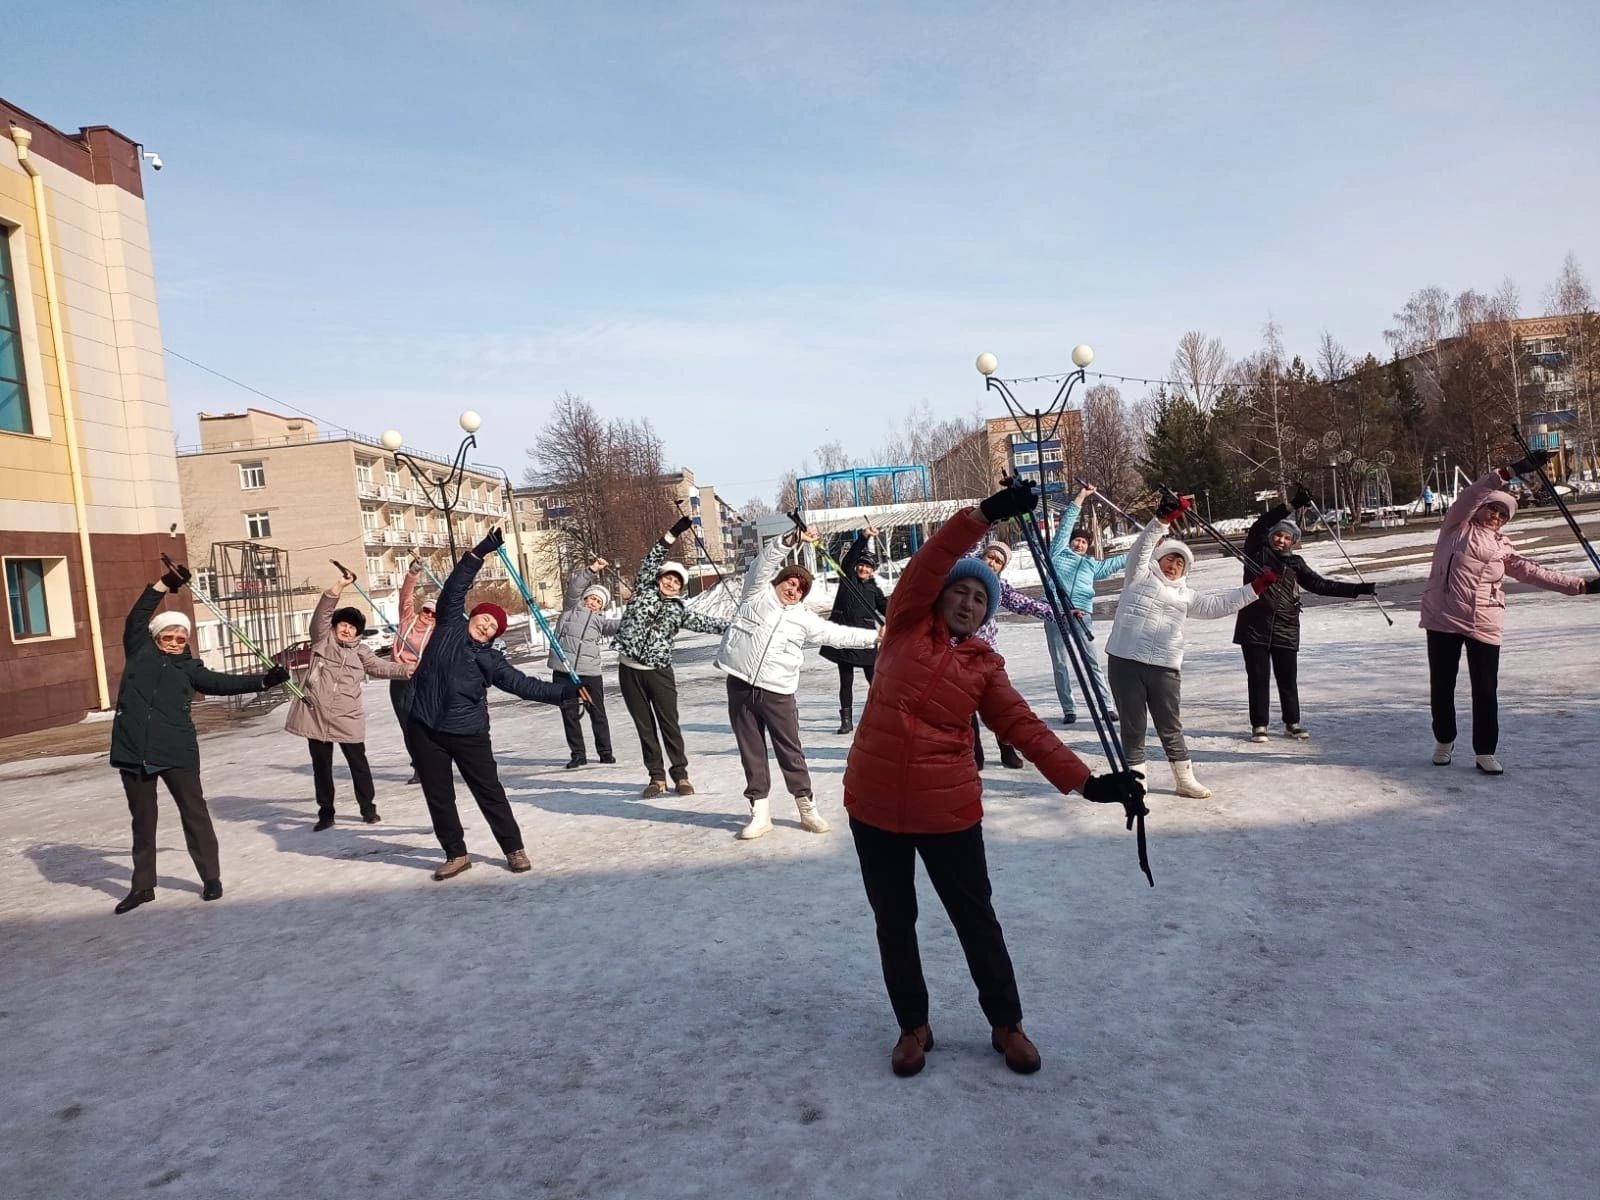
160;562;192;592
668;515;694;538
979;480;1038;523
1289;485;1313;509
1508;449;1552;476
1156;490;1192;524
1356;582;1377;596
471;528;505;558
261;665;290;689
1586;577;1599;595
1082;770;1149;825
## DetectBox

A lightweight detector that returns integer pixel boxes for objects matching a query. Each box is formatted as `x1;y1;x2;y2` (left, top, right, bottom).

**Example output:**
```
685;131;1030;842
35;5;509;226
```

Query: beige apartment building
1;99;188;737
177;408;513;664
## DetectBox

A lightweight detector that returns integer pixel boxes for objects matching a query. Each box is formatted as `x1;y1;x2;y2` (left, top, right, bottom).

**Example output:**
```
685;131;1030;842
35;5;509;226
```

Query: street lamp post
380;411;481;561
473;460;529;592
975;344;1094;542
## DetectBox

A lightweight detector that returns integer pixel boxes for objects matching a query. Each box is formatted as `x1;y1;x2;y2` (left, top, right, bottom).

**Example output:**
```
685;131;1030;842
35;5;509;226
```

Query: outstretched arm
358;643;413;681
487;652;577;705
184;661;274;696
1294;559;1368;599
977;671;1091;795
999;580;1053;621
1188;582;1260;620
681;610;730;636
1502;552;1585;596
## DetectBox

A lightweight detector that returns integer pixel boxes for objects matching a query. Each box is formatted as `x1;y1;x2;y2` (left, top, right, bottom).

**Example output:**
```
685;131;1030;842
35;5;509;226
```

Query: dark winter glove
1250;569;1281;596
1289;485;1313;510
471;528;505;558
1082;771;1149;826
159;562;192;592
979;480;1038;523
1156;491;1192;524
1585;577;1600;595
1507;448;1552;476
261;665;290;689
668;515;694;538
1355;581;1377;596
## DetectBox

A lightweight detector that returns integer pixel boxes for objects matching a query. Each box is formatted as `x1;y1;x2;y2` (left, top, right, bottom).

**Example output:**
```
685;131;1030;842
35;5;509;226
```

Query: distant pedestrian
820;525;887;734
552;558;622;769
1421;484;1436;517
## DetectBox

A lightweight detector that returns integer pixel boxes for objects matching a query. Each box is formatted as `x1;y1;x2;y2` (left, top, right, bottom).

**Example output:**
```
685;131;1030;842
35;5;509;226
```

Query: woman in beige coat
285;571;413;829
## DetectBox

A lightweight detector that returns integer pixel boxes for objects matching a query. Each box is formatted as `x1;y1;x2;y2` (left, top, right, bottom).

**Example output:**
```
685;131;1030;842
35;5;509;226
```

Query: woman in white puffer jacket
1105;496;1269;798
715;527;880;840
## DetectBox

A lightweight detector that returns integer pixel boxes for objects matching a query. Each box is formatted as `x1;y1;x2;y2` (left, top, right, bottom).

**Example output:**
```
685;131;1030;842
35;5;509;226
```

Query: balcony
356;481;383;500
362;527;386;546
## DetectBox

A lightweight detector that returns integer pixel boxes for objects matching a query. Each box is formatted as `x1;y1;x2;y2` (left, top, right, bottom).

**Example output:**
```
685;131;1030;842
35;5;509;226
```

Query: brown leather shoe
890;1025;934;1077
505;849;531;873
432;855;472;881
675;779;695;796
641;779;667;798
991;1024;1041;1074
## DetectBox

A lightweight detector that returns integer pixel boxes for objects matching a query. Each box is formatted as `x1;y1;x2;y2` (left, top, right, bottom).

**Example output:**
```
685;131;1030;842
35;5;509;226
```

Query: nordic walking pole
786;509;885;627
672;498;731;595
1508;424;1600;573
493;546;592;708
330;560;425;658
1158;486;1268;573
1073;477;1144;530
1007;481;1151;886
1293;497;1396;628
164;553;311;702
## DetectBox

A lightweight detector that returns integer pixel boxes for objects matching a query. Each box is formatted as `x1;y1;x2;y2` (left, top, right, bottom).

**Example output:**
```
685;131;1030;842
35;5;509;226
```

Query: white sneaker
1250;726;1269;743
795;793;831;834
738;797;774;840
1170;759;1212;799
1432;741;1454;766
1474;754;1503;775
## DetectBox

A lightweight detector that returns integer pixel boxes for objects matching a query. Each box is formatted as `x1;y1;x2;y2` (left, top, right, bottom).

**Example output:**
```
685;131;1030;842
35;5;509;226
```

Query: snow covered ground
3;519;1598;1199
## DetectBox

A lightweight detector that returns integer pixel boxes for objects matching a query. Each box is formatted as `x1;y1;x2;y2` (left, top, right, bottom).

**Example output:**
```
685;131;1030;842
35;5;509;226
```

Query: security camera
142;151;163;171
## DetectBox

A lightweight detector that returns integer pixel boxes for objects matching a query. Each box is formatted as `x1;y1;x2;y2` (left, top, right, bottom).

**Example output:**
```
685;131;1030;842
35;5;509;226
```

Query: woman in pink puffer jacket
1420;463;1596;774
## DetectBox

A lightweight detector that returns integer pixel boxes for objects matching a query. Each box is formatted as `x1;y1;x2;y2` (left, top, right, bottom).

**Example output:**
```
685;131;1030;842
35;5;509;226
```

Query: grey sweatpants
1107;653;1188;766
726;676;812;801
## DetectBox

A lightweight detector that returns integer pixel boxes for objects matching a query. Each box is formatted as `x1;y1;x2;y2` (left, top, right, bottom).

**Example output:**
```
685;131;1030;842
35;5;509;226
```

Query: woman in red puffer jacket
843;485;1144;1080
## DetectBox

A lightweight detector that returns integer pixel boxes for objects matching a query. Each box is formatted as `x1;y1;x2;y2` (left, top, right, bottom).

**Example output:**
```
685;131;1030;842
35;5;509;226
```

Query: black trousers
850;815;1022;1032
389;679;416;769
308;738;376;817
121;766;219;890
1241;643;1300;727
1427;630;1501;754
837;662;875;714
555;671;612;760
408;719;524;858
619;664;688;782
727;677;812;801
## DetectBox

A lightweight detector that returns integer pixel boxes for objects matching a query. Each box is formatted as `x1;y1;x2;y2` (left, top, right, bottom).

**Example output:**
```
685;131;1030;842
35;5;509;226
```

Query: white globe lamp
975;352;999;377
1071;344;1095;369
380;429;403;451
459;410;482;435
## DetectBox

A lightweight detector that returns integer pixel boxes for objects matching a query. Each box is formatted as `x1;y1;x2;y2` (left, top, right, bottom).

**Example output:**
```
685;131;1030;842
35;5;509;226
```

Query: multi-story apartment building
930;411;1085;501
1;99;188;737
176;408;512;664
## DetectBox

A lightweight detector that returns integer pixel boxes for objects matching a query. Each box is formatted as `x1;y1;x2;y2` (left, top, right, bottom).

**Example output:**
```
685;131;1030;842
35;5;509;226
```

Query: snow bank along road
2;524;1597;1199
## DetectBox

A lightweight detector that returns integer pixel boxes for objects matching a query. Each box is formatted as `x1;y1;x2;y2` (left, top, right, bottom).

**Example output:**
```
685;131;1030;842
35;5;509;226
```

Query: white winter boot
1432;741;1454;766
738;797;774;840
1474;754;1503;776
1170;759;1212;799
794;793;831;834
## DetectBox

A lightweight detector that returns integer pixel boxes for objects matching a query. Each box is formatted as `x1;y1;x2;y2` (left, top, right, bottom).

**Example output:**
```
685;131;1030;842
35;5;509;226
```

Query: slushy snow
2;518;1597;1199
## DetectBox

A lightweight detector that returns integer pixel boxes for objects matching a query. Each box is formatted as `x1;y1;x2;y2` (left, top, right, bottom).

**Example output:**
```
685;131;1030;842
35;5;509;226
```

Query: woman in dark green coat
109;563;288;915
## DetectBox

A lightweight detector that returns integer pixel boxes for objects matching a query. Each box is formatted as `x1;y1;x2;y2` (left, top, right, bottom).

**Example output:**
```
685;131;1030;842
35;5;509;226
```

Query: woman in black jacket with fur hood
820;527;887;733
1233;489;1375;741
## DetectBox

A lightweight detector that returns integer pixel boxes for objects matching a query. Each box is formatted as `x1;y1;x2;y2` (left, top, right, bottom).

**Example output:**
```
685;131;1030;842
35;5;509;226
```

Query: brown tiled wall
0;532;190;738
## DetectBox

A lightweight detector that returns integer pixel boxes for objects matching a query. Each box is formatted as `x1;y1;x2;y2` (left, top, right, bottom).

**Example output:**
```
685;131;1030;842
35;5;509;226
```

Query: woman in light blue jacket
1045;485;1128;724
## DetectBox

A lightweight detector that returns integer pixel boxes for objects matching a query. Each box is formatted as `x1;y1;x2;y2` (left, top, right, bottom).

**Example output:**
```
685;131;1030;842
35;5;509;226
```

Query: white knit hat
149;610;192;636
582;583;611;607
657;562;689;589
1154;540;1195;575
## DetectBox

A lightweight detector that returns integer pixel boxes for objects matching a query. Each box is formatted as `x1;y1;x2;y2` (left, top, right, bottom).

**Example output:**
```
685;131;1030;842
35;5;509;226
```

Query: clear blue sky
12;1;1600;505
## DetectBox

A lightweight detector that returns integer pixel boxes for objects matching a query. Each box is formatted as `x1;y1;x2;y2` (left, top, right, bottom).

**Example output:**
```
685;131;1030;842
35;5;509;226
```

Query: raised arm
1048;495;1085;559
1442;473;1507;535
840;531;871;571
398;565;420;627
564;565;598;607
440;539;491;628
308;587;340;642
124;585;167;655
1243;503;1290;564
1125;517;1167;577
744;534;791;602
886;506;991;637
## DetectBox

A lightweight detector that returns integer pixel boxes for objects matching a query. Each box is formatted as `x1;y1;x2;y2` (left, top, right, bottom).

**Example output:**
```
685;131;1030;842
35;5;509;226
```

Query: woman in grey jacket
283;570;413;829
552;558;623;769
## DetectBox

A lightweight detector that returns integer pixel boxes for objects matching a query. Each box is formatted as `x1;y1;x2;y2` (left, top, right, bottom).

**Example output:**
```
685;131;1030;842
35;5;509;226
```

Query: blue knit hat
943;557;1000;623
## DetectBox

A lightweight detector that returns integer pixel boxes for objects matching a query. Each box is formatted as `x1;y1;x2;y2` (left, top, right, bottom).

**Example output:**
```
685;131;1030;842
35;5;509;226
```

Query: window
239;461;266;490
355;460;374;485
366;556;384;579
255;561;279;585
385;467;400;489
0;230;32;435
195;568;217;595
5;556;71;641
246;511;272;538
390;510;407;531
361;506;380;531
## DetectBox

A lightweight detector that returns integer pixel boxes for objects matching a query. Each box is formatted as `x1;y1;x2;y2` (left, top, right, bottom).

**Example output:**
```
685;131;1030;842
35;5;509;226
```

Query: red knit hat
469;602;508;637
